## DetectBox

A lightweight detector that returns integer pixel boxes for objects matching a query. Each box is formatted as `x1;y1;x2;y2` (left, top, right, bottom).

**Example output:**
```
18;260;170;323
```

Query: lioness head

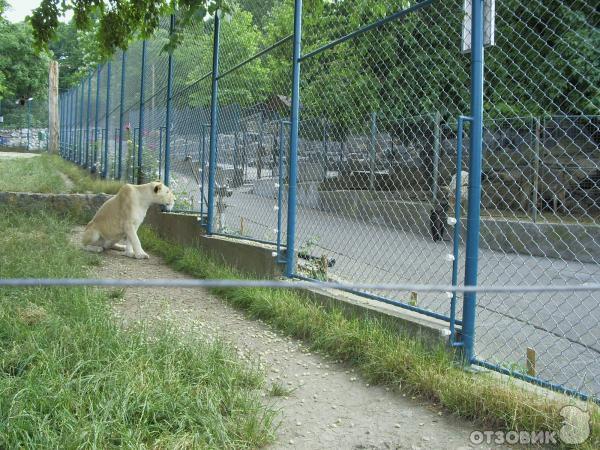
151;182;175;211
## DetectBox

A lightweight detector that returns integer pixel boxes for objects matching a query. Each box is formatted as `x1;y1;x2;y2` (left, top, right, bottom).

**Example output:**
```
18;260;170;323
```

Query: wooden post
526;347;536;376
48;61;59;154
409;291;418;306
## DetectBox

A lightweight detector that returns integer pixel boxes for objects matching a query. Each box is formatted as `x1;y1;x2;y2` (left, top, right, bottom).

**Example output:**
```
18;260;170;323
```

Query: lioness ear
154;184;161;193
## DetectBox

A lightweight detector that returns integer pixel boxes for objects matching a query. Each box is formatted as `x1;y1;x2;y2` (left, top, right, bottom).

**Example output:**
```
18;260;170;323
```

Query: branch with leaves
29;0;229;57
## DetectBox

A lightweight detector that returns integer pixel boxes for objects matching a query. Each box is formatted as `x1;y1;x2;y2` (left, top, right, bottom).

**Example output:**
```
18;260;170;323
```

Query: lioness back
85;184;137;240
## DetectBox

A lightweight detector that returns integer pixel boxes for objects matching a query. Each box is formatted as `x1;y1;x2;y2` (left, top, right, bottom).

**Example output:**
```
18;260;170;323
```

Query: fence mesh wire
473;0;600;399
57;0;600;401
0;98;48;151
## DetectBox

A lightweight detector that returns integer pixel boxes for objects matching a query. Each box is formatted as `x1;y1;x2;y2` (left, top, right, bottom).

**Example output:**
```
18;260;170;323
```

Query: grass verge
140;226;599;449
0;154;122;194
0;154;65;192
52;156;123;194
0;209;274;448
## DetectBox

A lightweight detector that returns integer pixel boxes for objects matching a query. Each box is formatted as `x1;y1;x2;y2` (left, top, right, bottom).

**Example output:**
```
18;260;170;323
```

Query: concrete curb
0;191;112;217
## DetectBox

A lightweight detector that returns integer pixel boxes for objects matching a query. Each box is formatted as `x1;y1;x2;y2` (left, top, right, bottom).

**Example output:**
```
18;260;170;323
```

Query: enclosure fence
58;0;600;403
0;98;48;151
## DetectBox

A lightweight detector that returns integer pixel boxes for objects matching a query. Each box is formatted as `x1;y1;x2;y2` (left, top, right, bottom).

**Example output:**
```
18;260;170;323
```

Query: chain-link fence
1;98;48;151
58;0;599;402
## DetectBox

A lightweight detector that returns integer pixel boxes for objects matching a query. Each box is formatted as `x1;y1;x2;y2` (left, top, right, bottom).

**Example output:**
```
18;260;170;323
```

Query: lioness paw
135;252;150;260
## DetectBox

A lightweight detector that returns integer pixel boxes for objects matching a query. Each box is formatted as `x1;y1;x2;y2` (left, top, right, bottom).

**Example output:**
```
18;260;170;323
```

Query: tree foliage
32;0;598;135
30;0;228;57
47;21;104;90
0;21;50;100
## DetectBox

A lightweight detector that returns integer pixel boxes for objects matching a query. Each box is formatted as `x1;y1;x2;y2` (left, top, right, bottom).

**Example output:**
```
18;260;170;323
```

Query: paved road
173;169;600;399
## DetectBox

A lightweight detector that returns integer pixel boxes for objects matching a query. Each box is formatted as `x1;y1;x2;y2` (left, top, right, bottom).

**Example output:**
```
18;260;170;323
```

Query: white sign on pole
461;0;496;53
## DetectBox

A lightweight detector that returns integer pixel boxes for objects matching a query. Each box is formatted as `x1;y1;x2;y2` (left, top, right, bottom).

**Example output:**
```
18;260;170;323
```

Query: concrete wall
0;191;111;220
145;207;284;278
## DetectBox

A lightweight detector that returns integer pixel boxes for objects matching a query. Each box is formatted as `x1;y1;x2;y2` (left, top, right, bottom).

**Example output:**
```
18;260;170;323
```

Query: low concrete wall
145;207;284;278
304;286;454;349
0;191;112;219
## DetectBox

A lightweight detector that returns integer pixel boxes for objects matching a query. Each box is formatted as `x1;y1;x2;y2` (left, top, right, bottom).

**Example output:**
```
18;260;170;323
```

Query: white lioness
82;181;175;259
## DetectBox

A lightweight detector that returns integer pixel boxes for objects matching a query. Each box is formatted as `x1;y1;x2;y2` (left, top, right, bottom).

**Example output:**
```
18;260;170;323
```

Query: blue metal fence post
233;128;239;182
58;93;63;155
78;80;84;164
27;99;31;150
102;61;112;179
74;87;79;158
322;120;328;181
369;111;377;192
62;92;66;157
94;65;102;172
72;89;76;160
200;124;207;218
207;12;221;235
450;115;470;346
461;0;485;364
258;112;264;179
64;92;68;157
164;14;175;187
69;89;74;160
118;51;127;180
285;0;303;278
65;91;69;158
132;127;138;183
85;74;92;168
137;40;147;184
65;91;69;157
276;119;285;260
159;127;164;179
62;93;66;156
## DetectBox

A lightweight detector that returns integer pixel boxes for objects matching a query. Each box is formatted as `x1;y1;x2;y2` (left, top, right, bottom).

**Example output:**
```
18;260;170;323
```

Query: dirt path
58;172;75;191
75;228;507;450
0;151;40;159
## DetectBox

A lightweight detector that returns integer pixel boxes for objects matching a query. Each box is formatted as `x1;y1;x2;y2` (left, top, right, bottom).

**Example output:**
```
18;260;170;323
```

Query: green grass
0;154;66;193
52;156;123;194
0;154;123;194
0;209;275;449
139;226;599;449
268;383;294;398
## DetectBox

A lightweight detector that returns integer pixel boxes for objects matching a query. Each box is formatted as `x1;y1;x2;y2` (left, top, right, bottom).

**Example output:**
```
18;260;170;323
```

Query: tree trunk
48;61;59;154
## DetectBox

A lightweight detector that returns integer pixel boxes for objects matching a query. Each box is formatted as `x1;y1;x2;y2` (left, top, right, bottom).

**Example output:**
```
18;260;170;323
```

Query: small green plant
268;382;294;397
300;235;321;255
173;193;193;211
107;289;125;300
298;236;329;280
